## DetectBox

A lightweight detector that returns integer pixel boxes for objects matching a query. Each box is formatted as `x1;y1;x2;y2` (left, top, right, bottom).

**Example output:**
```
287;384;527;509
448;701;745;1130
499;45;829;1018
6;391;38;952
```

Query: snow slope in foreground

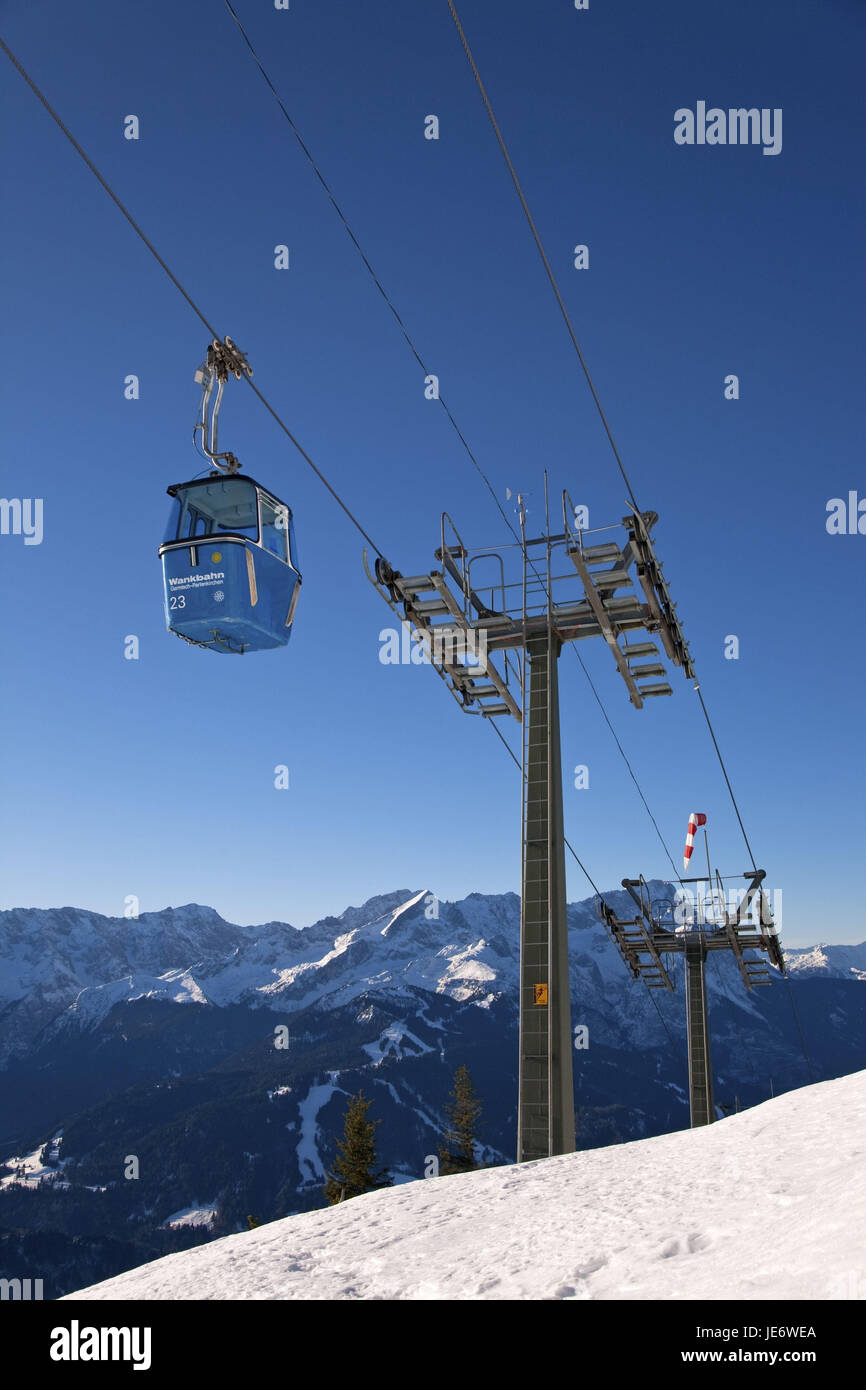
65;1070;866;1302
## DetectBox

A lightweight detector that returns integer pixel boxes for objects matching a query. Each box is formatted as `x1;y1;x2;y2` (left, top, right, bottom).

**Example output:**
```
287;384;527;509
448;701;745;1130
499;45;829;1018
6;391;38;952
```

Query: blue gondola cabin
159;475;301;654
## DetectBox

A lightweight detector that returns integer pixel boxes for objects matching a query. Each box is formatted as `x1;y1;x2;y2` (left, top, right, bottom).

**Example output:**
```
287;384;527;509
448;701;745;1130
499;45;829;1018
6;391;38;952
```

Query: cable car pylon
367;482;697;1161
597;863;786;1127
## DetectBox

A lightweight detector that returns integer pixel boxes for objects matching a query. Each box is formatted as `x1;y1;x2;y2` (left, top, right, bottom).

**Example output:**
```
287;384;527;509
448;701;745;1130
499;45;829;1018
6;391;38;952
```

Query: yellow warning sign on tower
534;983;549;1006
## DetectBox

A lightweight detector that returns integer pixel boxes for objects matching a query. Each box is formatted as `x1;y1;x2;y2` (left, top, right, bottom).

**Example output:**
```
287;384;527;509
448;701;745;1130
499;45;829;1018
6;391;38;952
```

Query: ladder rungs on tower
638;682;673;697
629;663;668;679
621;641;660;657
590;568;632;589
579;542;622;563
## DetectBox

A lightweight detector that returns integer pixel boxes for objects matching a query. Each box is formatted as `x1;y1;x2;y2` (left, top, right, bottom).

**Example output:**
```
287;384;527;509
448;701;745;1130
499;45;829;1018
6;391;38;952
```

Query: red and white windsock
683;812;707;871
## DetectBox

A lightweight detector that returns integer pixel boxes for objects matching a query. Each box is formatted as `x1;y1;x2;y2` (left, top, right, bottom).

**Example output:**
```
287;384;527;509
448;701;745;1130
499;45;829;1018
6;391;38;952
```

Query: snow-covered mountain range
0;889;519;1052
3;885;862;1064
1;886;864;1298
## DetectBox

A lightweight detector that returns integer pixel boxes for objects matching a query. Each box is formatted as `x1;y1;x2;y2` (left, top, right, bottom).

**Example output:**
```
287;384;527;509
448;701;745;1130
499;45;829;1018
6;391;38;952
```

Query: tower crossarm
562;495;685;703
363;549;522;719
597;896;675;990
566;544;646;708
624;507;696;681
366;502;695;712
723;869;786;974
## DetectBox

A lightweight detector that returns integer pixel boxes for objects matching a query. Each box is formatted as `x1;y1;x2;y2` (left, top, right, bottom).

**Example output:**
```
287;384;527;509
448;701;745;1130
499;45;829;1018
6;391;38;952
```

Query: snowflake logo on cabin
213;590;224;603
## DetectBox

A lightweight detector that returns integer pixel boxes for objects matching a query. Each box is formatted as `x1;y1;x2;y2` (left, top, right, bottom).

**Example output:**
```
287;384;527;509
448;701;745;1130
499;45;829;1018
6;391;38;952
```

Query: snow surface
266;1086;292;1101
161;1203;219;1230
64;1069;866;1302
362;1021;434;1066
295;1077;346;1186
1;1133;67;1190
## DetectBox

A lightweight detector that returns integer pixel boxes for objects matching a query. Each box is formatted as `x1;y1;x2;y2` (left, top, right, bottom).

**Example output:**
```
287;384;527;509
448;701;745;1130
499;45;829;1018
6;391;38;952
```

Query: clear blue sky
1;0;863;945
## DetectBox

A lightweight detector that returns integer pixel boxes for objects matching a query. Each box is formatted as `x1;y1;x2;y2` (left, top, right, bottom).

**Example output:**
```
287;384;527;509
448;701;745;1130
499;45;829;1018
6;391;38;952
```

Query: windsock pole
698;826;713;924
703;827;714;921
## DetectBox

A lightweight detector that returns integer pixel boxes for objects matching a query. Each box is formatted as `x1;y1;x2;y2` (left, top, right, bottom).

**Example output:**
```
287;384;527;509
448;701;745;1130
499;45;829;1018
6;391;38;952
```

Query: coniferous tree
323;1091;391;1206
439;1064;483;1175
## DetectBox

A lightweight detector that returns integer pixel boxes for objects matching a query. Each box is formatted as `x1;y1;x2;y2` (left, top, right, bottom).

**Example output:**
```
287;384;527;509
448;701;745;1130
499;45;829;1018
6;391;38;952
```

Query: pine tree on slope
439;1064;483;1175
323;1091;391;1206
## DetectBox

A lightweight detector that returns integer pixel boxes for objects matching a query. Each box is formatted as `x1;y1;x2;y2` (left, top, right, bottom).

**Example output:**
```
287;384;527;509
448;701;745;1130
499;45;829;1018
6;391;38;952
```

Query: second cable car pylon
367;480;696;1161
158;338;301;655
